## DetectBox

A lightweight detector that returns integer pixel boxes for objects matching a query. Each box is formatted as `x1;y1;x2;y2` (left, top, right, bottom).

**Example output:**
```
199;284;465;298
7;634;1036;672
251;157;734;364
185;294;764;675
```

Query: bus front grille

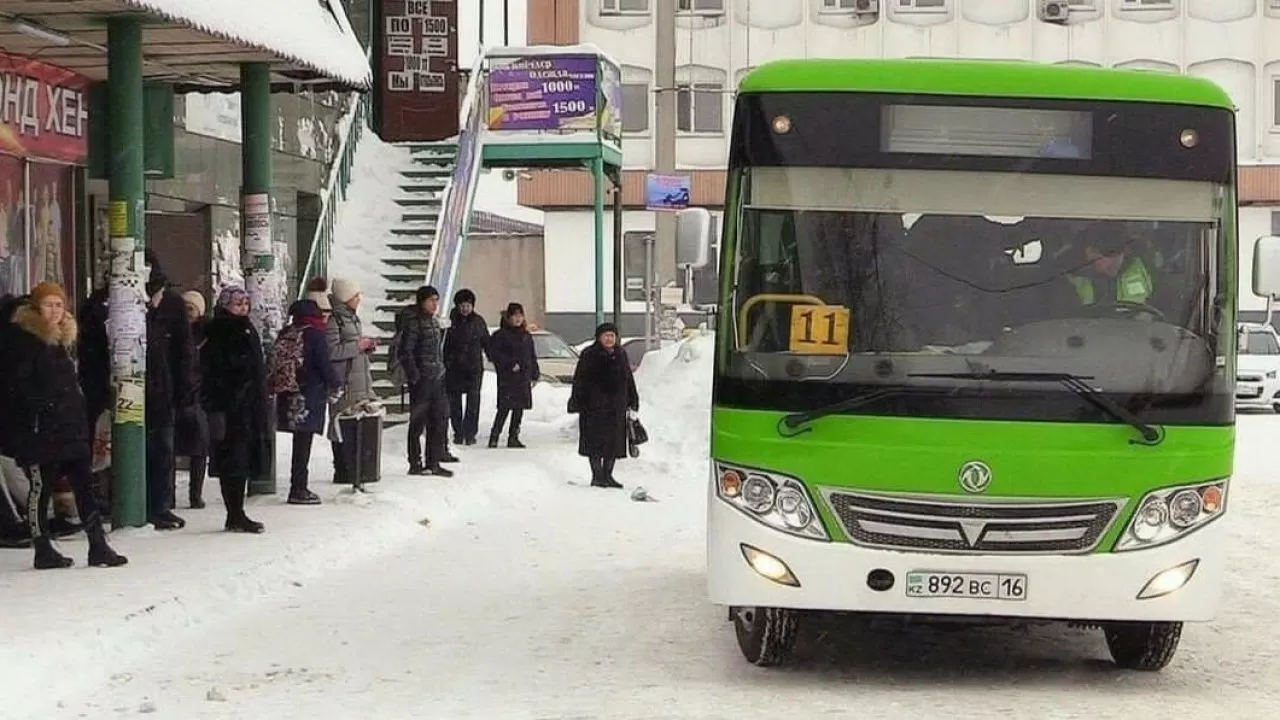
821;490;1127;555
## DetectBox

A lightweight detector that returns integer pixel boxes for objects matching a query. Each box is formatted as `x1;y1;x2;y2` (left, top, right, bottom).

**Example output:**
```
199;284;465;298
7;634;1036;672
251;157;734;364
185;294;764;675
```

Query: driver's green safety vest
1067;257;1153;306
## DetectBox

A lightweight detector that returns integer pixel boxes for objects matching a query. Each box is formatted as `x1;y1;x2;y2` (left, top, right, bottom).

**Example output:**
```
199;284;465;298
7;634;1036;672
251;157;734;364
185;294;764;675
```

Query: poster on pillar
372;0;460;142
242;192;271;254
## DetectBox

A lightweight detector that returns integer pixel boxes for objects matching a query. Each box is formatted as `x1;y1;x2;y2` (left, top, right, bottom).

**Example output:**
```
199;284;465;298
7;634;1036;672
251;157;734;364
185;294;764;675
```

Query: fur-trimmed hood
14;303;77;347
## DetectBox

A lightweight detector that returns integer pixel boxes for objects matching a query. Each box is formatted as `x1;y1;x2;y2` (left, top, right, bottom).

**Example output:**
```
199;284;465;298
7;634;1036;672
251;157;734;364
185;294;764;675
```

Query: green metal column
106;17;147;528
592;156;606;326
240;63;278;496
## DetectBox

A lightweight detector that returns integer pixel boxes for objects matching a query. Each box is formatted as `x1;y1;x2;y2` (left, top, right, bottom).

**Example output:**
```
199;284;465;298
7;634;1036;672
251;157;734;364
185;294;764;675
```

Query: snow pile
329;134;415;328
634;332;715;462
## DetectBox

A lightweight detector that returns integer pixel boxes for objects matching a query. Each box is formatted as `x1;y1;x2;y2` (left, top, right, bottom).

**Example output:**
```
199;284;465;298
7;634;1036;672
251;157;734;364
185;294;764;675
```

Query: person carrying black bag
567;322;639;489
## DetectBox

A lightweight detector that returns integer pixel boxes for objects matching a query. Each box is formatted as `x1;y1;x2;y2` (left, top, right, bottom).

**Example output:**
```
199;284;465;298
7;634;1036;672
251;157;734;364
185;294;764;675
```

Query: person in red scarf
274;299;343;505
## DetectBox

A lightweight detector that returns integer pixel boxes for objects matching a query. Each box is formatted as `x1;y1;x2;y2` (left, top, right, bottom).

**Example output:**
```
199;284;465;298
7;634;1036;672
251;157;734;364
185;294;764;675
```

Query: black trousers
26;456;104;538
448;389;481;441
492;408;524;438
408;379;448;468
146;425;175;518
290;433;315;491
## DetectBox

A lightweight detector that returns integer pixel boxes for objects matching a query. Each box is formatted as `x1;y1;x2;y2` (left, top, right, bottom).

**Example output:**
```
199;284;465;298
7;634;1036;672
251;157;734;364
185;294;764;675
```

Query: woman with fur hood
1;282;127;569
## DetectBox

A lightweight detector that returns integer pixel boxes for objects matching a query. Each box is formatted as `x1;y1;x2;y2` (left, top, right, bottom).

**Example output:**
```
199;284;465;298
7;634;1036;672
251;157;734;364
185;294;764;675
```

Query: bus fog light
1117;480;1228;552
741;544;800;587
1137;559;1199;600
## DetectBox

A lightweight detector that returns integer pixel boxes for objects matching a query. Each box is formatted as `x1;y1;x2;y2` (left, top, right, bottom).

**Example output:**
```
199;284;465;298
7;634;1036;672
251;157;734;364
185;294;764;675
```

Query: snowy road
42;344;1280;718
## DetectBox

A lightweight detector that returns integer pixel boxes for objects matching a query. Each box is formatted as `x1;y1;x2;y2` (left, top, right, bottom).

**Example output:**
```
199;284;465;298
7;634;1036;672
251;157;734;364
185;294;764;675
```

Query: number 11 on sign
788;305;850;354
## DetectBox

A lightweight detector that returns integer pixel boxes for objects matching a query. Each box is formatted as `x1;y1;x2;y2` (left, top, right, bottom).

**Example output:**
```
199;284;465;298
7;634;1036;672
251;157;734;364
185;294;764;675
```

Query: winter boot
487;432;500;449
287;487;322;505
84;516;128;568
588;457;606;488
150;509;186;530
601;458;623;489
32;535;73;569
507;434;526;449
189;458;207;509
221;478;265;534
427;464;455;478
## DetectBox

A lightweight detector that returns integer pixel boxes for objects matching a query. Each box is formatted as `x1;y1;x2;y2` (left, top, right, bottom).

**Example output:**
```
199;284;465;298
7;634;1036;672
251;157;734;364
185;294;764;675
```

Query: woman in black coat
201;286;270;533
3;282;127;569
176;291;210;508
486;302;539;448
567;322;639;489
275;299;342;505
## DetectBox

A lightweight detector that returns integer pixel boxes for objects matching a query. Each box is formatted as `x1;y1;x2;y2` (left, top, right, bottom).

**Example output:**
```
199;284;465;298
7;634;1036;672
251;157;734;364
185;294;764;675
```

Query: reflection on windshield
533;334;578;359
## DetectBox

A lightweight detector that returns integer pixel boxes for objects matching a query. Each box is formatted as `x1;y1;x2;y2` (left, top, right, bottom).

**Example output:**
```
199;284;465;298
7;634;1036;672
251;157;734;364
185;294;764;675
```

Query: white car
1236;323;1280;412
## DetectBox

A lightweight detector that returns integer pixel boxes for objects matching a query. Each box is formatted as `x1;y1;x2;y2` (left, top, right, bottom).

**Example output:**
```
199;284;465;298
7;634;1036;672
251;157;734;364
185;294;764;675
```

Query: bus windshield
722;167;1228;418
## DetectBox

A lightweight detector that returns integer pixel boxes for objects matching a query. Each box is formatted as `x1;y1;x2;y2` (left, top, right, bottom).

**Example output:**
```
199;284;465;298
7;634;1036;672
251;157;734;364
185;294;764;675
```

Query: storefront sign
373;0;459;142
0;51;88;164
487;55;597;131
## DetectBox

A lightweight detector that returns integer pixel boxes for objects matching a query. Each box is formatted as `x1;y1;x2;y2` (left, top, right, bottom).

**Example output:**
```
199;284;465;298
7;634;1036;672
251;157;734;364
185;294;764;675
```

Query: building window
677;83;724;133
677;0;724;14
1273;211;1280;237
600;0;649;15
623;230;654;302
821;0;877;12
896;0;947;12
621;82;650;133
1119;0;1173;9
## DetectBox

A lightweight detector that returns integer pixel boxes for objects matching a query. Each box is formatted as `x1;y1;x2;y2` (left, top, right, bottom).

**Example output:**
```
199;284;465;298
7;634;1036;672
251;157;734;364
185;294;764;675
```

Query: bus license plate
905;571;1028;601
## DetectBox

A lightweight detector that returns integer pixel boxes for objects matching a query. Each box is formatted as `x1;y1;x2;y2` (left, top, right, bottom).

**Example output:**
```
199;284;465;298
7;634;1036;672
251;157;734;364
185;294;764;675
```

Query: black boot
601;457;623;489
588;457;606;487
507;434;526;449
427;464;455;478
150;509;186;530
487;432;500;449
84;515;128;568
221;478;264;534
32;535;73;569
288;486;322;505
189;457;207;509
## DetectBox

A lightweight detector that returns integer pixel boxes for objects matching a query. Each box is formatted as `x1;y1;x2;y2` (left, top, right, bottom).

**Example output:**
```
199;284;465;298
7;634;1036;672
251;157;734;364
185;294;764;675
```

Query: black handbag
627;416;648;458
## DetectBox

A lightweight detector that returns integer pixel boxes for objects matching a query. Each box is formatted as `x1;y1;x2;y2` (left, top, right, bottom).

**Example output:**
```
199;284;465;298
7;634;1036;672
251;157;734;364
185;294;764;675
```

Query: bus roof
737;59;1234;110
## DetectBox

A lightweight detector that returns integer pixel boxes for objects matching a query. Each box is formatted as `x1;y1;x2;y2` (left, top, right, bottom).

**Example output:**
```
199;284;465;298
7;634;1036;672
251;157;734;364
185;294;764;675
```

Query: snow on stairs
371;141;456;426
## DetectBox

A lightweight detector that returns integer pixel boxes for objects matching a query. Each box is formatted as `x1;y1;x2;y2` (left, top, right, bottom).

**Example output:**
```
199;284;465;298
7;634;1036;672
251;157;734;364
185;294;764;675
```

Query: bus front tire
1103;621;1182;671
732;606;799;667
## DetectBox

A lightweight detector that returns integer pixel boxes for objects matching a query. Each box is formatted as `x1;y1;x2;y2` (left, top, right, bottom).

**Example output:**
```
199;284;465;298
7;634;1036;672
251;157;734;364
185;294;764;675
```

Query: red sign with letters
0;51;89;164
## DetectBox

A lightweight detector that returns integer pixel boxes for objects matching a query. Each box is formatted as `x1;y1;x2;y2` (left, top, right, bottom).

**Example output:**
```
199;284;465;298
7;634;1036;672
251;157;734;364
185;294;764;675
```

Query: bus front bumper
707;498;1225;622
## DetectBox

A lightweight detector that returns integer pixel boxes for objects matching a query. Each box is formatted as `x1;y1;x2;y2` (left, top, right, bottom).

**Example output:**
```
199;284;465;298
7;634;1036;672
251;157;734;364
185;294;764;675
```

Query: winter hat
506;302;525;316
290;299;323;319
30;281;67;306
181;291;207;316
331;278;360;304
416;285;439;303
594;322;619;340
217;285;248;311
453;288;476;307
306;290;332;311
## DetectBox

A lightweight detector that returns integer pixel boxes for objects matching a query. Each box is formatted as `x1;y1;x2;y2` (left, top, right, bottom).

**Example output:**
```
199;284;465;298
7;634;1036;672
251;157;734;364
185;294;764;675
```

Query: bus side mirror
1253;235;1280;299
675;208;712;269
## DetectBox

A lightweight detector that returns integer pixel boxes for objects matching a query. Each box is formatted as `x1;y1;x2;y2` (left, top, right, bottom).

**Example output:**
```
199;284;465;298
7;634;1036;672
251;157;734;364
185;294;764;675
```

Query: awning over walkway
0;0;371;91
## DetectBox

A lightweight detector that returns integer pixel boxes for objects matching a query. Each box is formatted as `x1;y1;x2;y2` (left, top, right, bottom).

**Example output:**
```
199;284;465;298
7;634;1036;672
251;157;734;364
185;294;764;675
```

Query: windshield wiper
778;388;909;438
907;370;1164;446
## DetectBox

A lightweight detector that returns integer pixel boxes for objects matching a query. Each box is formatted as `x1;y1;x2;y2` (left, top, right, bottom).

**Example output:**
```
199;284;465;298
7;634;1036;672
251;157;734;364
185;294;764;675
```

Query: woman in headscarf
201;286;270;533
2;282;127;568
567;322;639;489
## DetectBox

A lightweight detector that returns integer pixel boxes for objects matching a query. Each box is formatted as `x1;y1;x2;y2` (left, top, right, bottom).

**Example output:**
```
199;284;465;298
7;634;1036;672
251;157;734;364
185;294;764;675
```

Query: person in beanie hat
485;302;539;448
567;322;639;489
395;285;454;476
325;276;378;486
331;278;361;307
443;288;489;445
3;281;128;568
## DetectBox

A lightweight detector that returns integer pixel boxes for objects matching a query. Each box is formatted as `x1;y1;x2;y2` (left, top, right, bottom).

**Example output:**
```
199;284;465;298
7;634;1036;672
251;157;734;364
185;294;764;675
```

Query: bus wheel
1103;621;1182;671
732;606;799;667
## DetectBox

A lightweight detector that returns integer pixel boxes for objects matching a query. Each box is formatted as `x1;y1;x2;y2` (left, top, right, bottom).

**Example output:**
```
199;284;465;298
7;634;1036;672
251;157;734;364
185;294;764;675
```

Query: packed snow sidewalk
0;337;712;719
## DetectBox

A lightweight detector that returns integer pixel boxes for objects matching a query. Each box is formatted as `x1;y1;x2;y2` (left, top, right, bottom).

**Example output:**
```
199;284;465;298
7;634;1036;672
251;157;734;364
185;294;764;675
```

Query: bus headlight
1115;480;1227;552
715;462;829;541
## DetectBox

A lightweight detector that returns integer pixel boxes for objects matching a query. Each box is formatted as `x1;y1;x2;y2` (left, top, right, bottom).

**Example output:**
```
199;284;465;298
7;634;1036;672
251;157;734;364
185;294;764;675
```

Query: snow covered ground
5;339;1280;718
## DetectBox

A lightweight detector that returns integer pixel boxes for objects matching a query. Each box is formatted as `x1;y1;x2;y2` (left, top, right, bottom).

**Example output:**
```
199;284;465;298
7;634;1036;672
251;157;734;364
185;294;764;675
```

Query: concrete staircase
369;142;457;425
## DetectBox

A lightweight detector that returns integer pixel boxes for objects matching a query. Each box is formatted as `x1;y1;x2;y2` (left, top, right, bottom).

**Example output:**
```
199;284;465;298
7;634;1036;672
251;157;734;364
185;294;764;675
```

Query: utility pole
503;0;510;45
652;0;677;349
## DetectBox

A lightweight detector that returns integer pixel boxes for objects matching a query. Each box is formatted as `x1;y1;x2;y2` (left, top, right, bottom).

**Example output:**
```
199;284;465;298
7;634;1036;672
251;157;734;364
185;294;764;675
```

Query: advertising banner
373;0;460;142
426;71;483;301
487;55;597;131
0;51;88;164
645;173;691;212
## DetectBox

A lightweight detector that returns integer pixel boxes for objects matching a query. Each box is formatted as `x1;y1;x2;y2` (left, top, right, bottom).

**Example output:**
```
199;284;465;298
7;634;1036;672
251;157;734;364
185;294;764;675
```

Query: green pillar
240;63;279;496
106;17;147;528
592;156;606;326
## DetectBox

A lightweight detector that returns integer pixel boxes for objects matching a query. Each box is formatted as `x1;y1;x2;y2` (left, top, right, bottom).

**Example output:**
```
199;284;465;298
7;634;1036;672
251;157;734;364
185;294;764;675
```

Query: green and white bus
674;58;1274;671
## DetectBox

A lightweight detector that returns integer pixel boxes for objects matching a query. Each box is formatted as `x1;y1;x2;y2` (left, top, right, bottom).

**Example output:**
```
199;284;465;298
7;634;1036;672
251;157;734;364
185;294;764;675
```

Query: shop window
600;0;649;15
677;0;724;15
896;0;948;13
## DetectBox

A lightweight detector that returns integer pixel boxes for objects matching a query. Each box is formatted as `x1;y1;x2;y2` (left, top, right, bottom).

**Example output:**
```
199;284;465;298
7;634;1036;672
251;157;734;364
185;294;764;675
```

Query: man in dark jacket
144;259;194;530
397;285;454;477
443;288;489;446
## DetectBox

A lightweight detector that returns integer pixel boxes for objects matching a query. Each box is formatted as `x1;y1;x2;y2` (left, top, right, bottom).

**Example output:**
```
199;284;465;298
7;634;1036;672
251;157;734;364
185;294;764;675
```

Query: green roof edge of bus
737;59;1235;109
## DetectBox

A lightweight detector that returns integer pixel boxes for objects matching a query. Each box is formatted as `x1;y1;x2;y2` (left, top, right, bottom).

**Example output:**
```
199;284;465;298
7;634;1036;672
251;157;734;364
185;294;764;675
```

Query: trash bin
333;414;383;486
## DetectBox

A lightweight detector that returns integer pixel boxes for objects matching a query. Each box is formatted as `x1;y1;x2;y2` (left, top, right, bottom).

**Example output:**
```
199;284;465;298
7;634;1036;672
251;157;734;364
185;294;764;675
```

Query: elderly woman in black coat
201;286;270;533
567;322;639;489
2;282;127;568
486;302;539;448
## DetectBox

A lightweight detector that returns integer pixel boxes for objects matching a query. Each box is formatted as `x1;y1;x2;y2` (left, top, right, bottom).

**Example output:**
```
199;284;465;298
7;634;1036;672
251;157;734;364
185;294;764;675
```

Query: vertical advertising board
372;0;460;142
